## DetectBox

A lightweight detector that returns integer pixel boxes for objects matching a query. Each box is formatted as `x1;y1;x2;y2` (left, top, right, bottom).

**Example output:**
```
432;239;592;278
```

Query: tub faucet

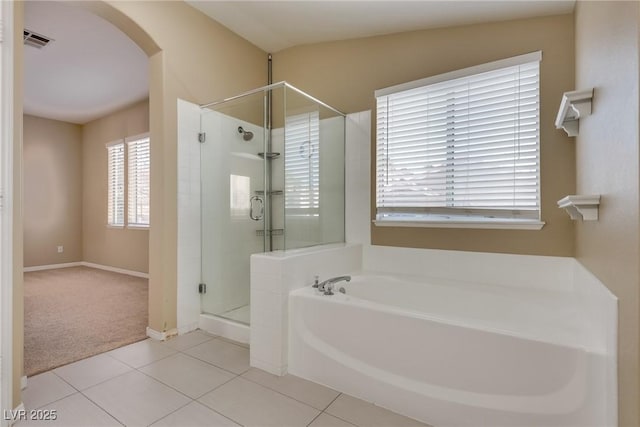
318;276;351;295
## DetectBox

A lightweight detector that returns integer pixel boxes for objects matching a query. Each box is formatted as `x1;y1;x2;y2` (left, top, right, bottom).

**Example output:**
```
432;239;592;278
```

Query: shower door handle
249;196;264;221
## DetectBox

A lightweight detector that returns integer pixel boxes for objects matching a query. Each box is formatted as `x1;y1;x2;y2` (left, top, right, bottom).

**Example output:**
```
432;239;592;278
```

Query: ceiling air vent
23;29;53;49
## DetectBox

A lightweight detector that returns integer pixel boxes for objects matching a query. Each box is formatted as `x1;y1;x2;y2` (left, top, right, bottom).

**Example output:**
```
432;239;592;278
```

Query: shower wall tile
345;111;371;246
251;256;283;281
362;245;575;292
281;244;362;292
177;99;202;334
250;244;362;376
250;289;282;315
319;117;346;246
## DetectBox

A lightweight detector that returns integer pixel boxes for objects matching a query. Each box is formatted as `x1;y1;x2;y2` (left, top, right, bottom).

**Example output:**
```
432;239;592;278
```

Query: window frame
105;133;150;230
126;133;151;229
106;140;125;228
284;110;321;218
374;51;545;230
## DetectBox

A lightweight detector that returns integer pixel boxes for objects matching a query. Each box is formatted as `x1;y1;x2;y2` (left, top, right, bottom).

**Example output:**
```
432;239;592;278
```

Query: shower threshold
199;312;250;345
219;304;250;325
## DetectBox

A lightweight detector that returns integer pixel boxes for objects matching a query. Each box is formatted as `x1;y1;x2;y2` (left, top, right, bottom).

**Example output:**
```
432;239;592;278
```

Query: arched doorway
8;0;165;413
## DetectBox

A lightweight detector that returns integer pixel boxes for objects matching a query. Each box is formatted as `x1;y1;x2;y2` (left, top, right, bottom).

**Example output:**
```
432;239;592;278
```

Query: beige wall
574;2;640;426
274;14;576;256
90;1;267;334
13;0;266;406
82;100;149;273
23;115;82;267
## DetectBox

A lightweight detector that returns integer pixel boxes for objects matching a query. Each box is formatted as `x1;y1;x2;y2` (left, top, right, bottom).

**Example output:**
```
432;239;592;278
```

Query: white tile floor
18;331;431;427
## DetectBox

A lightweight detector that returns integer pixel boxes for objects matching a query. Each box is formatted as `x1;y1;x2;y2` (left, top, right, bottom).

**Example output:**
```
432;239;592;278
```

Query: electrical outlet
57;246;63;253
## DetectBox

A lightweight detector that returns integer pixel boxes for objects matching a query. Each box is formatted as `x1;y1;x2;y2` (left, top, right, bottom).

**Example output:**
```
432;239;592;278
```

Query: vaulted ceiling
23;0;575;124
187;1;575;53
23;1;148;124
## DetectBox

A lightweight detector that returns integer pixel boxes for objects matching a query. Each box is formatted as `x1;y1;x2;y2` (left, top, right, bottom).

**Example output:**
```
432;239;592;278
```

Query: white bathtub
288;273;610;427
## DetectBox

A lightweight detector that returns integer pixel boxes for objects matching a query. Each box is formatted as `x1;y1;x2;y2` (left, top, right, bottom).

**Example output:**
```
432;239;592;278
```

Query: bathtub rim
291;284;605;354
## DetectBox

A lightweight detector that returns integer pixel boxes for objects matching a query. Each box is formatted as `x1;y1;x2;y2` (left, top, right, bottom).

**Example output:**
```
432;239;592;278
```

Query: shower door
199;93;267;325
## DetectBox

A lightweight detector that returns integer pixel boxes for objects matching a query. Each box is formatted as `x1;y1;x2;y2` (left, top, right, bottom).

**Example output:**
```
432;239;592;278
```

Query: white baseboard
81;262;149;279
23;262;82;272
20;376;26;390
177;322;199;335
23;261;148;279
146;327;166;341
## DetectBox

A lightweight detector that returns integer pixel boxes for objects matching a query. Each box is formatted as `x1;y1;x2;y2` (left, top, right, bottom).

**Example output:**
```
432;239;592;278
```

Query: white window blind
285;112;320;216
127;135;150;227
376;52;541;223
107;142;125;226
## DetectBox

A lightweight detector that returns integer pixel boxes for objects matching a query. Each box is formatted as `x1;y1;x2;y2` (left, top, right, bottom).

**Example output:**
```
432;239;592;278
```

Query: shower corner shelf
557;195;600;221
555;88;594;137
258;152;281;159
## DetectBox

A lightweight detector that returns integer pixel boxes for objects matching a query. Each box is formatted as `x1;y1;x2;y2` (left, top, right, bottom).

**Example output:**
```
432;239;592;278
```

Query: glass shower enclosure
199;82;345;325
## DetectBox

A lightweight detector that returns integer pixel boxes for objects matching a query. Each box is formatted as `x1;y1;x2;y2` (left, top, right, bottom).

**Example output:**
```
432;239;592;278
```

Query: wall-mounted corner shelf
555;89;594;137
557;195;600;221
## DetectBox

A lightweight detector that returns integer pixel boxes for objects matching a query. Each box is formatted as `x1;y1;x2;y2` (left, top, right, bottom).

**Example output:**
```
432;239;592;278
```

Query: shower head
238;126;254;141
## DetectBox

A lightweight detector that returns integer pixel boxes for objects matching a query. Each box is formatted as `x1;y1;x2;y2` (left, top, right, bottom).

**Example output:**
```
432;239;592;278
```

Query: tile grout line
188;369;248;426
143;398;194;427
321;394;363;427
306;411;324;427
172;342;320;427
162;337;216;352
55;367;134;395
134;362;240;402
174;348;246;377
173;336;336;416
48;372;125;427
188;400;245;427
319;411;359;427
161;330;217;350
238;372;339;412
177;350;250;377
76;389;126;427
135;350;247;427
29;332;385;427
77;367;192;427
21;372;79;413
113;346;179;370
25;334;245;426
322;392;342;412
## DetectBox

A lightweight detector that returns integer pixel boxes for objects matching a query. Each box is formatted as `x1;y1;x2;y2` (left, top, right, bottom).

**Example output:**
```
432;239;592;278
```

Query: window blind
127;135;150;227
107;143;125;226
285;112;320;216
376;53;541;222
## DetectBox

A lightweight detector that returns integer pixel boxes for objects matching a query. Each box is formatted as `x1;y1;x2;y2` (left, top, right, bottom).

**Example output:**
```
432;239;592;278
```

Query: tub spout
318;276;351;295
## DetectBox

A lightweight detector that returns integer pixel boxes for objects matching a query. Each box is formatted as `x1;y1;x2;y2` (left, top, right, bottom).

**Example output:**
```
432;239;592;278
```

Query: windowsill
127;225;150;230
107;224;150;230
373;218;545;230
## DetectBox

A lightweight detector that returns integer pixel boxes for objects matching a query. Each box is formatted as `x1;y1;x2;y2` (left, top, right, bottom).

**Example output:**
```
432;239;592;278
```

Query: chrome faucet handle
312;275;320;288
324;283;334;296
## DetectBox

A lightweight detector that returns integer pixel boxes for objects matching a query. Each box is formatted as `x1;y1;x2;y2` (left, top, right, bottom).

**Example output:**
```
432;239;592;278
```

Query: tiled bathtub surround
250;244;617;427
344;110;371;246
250;243;362;375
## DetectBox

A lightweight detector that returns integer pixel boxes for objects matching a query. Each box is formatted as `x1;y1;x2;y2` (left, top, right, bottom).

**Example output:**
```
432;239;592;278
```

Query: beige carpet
24;266;148;377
